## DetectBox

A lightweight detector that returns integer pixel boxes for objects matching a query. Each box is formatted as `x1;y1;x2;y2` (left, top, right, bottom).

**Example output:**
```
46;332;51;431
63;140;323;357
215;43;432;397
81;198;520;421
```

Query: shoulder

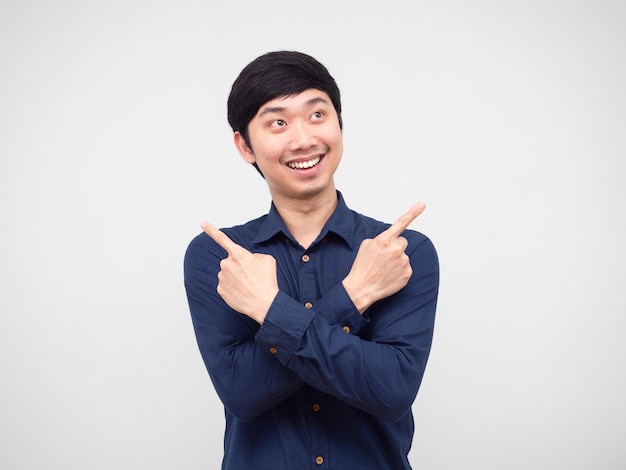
221;214;267;249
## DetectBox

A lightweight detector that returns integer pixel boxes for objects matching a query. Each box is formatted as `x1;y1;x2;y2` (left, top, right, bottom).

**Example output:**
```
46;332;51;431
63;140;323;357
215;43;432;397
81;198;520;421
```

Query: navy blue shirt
184;192;439;469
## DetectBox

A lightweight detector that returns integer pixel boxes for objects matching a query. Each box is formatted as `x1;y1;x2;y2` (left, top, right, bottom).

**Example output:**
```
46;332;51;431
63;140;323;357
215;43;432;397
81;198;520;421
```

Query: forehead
256;89;332;117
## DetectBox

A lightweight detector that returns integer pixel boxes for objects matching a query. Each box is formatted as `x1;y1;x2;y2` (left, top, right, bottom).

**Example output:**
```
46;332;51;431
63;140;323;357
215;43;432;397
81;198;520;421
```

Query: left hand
201;222;279;324
342;202;425;313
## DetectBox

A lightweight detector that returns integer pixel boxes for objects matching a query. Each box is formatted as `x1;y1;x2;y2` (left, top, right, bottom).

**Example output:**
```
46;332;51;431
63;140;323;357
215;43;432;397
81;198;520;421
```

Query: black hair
227;51;342;176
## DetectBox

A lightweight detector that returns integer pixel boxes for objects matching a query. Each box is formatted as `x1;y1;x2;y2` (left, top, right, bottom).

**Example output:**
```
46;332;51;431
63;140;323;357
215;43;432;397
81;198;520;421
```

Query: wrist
342;277;370;314
250;288;279;324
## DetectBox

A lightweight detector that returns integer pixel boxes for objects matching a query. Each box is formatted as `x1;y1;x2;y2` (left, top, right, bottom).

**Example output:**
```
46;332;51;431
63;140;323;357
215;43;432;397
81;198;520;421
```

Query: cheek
329;130;343;153
254;142;284;165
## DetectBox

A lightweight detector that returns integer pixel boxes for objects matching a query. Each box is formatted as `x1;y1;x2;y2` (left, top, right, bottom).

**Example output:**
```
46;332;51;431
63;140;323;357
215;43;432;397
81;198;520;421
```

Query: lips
287;155;322;170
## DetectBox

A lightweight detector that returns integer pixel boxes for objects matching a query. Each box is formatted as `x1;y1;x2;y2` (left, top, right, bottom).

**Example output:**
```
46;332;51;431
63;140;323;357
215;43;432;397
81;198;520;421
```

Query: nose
288;121;318;152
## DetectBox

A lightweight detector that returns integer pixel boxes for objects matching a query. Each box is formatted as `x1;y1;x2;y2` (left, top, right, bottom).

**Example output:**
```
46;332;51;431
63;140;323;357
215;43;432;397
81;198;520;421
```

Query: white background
1;1;625;468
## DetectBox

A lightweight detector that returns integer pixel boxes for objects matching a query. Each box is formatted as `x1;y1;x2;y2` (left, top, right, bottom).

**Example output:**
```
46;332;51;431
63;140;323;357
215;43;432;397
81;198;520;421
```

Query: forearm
308;282;370;335
257;239;439;421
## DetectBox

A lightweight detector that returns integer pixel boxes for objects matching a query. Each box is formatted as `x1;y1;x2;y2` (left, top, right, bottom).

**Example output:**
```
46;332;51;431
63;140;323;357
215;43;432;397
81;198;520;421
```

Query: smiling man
184;51;439;469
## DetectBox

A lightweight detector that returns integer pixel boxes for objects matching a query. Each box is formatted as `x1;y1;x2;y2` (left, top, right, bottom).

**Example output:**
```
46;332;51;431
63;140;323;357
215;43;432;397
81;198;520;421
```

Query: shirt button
315;456;324;465
304;302;313;309
312;403;321;412
269;347;278;354
301;254;310;262
342;325;351;333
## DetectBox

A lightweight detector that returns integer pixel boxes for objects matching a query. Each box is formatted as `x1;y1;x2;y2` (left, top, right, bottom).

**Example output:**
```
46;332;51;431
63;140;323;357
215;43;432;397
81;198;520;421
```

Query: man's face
235;89;343;203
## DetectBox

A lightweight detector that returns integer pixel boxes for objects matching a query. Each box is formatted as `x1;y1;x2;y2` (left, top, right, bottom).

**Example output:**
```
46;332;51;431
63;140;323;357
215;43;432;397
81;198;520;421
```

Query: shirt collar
252;191;355;249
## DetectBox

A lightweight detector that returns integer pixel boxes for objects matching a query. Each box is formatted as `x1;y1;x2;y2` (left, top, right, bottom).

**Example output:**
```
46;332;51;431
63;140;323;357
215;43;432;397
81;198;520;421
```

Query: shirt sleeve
308;281;371;335
184;233;305;422
255;233;439;422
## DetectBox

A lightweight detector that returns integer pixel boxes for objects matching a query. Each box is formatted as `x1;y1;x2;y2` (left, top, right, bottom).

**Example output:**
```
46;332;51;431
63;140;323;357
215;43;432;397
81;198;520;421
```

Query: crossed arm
201;202;426;322
185;203;438;421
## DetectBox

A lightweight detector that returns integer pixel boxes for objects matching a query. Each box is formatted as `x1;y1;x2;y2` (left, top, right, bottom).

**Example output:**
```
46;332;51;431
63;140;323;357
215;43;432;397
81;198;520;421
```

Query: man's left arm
257;234;439;422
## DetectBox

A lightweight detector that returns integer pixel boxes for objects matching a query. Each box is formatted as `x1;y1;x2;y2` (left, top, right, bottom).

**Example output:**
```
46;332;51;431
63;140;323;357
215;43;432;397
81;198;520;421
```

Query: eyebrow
257;96;329;118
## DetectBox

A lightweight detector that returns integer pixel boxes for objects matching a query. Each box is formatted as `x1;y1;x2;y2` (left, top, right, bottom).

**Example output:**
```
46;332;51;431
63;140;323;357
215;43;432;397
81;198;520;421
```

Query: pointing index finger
201;221;242;256
383;202;426;239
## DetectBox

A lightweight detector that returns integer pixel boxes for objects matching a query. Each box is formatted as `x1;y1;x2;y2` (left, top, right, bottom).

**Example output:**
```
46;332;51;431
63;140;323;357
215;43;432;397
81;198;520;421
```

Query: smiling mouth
287;156;322;170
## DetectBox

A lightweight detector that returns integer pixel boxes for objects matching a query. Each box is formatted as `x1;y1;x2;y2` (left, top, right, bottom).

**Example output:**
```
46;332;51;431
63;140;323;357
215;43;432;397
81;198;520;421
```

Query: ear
234;132;256;164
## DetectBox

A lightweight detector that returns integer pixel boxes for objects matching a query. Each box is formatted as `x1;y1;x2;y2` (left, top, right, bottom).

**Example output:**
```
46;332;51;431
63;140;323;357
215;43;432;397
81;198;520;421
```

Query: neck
271;187;338;249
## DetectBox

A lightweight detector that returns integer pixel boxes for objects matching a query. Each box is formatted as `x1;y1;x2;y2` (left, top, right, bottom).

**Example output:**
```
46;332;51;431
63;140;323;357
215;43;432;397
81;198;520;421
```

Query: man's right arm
184;233;305;422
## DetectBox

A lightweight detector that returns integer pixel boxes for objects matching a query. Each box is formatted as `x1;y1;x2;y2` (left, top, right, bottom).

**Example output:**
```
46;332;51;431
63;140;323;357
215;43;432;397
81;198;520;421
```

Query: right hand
342;202;426;313
201;222;279;324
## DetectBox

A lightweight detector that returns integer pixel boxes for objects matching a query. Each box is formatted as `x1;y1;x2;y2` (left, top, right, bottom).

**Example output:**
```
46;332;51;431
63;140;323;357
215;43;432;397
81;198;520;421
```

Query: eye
311;111;324;121
270;119;286;128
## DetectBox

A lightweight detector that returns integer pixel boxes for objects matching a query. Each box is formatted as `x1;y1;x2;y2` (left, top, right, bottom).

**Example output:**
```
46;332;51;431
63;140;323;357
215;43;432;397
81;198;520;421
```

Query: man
184;51;439;469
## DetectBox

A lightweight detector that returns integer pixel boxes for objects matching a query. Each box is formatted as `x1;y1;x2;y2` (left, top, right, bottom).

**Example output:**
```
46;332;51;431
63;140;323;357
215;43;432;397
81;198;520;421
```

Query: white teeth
288;156;321;169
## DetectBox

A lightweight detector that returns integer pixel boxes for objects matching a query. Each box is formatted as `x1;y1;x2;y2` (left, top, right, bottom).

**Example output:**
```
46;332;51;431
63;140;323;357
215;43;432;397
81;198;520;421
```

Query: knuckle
360;239;374;250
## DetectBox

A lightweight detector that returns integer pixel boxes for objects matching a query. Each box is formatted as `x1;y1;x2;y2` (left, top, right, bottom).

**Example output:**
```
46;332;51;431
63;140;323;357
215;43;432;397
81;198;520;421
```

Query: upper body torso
184;192;439;469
